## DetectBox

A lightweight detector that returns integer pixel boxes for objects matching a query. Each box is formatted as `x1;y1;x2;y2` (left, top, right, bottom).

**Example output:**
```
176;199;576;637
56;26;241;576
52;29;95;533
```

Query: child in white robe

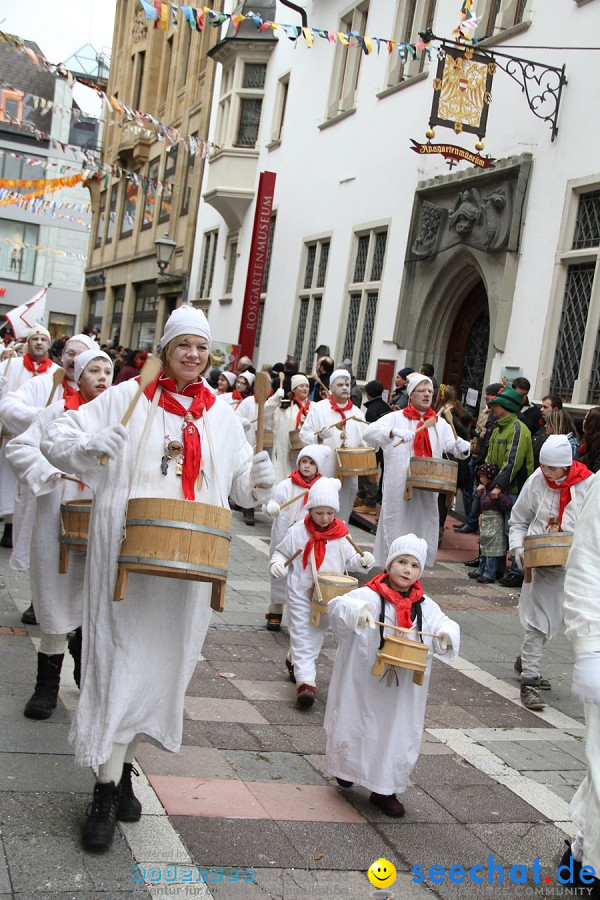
269;477;375;708
324;533;459;817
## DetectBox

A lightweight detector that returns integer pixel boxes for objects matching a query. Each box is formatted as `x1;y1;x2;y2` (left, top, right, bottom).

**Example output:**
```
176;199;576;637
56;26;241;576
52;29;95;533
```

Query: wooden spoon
253;370;272;454
393;417;436;447
45;367;66;407
100;355;161;466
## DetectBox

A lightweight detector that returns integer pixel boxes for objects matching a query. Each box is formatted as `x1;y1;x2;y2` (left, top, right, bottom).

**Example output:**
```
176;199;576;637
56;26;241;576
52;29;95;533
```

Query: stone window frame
323;1;370;126
292;234;333;371
215;53;270;151
379;0;437;98
267;71;290;150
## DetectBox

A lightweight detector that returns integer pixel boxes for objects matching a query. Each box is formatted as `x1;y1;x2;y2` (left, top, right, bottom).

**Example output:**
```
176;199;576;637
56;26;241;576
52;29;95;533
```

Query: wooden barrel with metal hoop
523;532;574;584
59;499;93;574
404;457;458;507
335;447;379;484
372;634;429;686
289;429;303;452
310;572;358;627
113;498;232;612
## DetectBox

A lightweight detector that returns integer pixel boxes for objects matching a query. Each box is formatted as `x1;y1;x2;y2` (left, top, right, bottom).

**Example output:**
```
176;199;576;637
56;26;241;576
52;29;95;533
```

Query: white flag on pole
4;288;48;339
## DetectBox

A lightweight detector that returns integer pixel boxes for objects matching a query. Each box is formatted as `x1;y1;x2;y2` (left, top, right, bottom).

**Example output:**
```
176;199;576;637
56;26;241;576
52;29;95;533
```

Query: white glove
263;499;281;518
240;417;252;432
454;437;471;455
357;607;376;629
434;633;452;653
269;561;287;579
392;428;414;443
358;551;375;569
275;387;285;399
572;652;600;705
85;424;128;460
319;426;333;440
512;547;525;569
251;450;275;488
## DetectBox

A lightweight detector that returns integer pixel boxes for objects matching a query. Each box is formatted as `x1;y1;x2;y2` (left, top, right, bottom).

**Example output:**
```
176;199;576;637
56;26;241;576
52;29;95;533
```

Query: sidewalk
0;512;585;900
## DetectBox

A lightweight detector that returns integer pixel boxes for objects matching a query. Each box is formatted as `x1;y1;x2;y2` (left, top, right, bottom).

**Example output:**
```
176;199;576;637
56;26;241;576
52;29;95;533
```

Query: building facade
188;0;599;413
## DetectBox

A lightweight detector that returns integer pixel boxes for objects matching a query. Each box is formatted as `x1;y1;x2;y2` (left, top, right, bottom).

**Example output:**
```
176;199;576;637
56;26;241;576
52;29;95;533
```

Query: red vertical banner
375;359;396;401
238;171;276;359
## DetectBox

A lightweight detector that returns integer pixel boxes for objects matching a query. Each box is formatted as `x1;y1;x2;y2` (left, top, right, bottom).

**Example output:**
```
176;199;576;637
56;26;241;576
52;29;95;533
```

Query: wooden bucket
262;432;274;449
404;457;458;505
59;499;93;574
289;429;303;451
372;634;429;686
114;498;232;612
335;447;378;484
310;572;358;626
523;532;573;584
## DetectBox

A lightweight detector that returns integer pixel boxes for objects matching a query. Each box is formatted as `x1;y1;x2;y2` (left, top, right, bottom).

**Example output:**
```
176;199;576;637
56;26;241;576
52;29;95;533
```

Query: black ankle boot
82;781;119;852
68;628;82;688
0;523;13;548
117;763;142;822
24;653;64;720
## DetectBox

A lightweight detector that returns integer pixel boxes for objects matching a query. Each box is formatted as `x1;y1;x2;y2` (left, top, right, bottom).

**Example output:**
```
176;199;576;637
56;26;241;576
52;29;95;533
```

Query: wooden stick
279;491;308;511
345;534;366;557
279;371;285;387
442;408;458;439
314;415;362;437
312;372;330;396
60;473;83;484
374;620;438;638
100;355;161;466
284;548;302;567
393;417;436;447
253;371;271;454
46;367;66;407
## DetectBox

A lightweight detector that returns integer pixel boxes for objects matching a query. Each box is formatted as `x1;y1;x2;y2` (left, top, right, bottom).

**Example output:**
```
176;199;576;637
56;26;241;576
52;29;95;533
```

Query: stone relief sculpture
412;201;448;259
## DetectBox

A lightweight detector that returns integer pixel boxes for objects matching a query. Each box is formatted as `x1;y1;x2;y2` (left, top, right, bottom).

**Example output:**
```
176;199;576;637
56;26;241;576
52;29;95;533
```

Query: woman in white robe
270;374;312;483
39;306;275;853
324;534;459;816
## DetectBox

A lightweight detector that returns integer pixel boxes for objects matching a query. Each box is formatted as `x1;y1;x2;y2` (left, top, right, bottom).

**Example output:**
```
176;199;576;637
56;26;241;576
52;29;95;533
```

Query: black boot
117;763;142;822
68;627;82;688
21;604;37;625
0;523;12;548
82;781;119;852
24;653;64;720
243;507;255;526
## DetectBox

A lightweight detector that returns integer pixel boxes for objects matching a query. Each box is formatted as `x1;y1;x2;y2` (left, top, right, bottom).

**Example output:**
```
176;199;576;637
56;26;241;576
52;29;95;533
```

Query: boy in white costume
363;373;470;568
509;435;593;711
325;534;459;817
6;349;114;719
299;369;367;523
262;443;331;632
269;477;374;707
40;306;275;853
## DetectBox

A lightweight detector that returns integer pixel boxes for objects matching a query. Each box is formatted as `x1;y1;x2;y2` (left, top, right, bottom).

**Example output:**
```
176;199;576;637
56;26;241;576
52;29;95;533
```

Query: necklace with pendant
161;405;184;476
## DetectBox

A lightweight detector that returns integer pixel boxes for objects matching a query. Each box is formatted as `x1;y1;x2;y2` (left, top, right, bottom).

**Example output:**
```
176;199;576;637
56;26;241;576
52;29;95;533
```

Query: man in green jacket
485;385;534;588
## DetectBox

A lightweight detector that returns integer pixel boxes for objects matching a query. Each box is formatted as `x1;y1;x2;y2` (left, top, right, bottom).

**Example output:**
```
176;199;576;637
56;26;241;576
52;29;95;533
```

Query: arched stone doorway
442;281;490;411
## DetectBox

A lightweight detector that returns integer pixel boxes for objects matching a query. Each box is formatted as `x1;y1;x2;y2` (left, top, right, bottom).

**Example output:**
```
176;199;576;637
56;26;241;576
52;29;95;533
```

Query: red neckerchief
328;396;353;422
542;460;592;525
292;397;311;429
302;513;349;570
62;382;78;401
290;470;321;504
64;391;85;411
23;354;53;375
402;403;438;458
365;572;424;629
144;372;216;500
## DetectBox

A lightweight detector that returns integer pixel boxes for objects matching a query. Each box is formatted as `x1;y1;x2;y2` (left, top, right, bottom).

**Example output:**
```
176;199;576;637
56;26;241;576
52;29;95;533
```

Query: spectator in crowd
113;349;138;385
576;406;600;474
309;356;334;401
353;380;391;515
434;385;472;544
545;408;579;458
514;377;544;434
237;356;256;375
532;394;563;468
420;363;439;396
390;367;414;410
340;359;362;409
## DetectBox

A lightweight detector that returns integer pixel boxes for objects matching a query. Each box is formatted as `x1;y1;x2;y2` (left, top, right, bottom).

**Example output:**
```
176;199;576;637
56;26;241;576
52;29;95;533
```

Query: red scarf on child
293;397;311;429
402;403;437;458
365;572;424;629
290;470;321;504
64;391;85;411
144;372;216;500
328;396;353;422
302;513;348;570
542;460;592;525
23;354;53;375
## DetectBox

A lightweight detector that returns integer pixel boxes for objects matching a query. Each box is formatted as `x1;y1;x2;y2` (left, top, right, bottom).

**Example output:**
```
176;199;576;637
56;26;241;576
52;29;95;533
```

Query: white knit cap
26;324;51;340
406;373;433;396
329;369;351;387
306;476;341;511
238;371;255;388
297;444;331;473
74;349;113;383
386;533;428;573
291;374;309;390
66;334;98;352
221;370;236;388
539;434;572;468
159;305;211;349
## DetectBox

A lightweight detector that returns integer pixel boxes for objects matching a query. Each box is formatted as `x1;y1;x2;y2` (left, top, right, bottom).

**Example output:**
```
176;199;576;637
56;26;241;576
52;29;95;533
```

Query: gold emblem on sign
437;53;490;131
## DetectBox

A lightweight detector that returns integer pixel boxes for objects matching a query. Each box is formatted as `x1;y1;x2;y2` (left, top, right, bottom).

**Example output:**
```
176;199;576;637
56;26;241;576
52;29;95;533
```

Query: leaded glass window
550;263;595;400
343;294;362;361
587;328;600;405
357;292;378;380
316;242;329;288
294;298;309;360
304;245;316;289
353;235;369;282
306;299;321;367
342;228;387;380
294;238;331;369
572;191;600;250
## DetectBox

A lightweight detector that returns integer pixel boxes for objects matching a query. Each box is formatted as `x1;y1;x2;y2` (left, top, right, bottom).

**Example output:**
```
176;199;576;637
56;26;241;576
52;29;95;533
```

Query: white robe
509;468;592;639
271;399;310;484
325;585;459;795
235;394;277;452
6;401;91;634
270;519;367;685
267;476;316;606
363;412;463;567
299;399;367;523
40;381;255;767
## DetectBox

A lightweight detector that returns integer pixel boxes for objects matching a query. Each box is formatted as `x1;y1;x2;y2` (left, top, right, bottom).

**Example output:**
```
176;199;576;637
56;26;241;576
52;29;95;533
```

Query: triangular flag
5;287;48;338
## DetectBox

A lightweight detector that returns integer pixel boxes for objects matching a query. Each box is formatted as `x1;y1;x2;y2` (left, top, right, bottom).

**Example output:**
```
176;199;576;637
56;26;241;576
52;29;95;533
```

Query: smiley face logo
367;858;397;888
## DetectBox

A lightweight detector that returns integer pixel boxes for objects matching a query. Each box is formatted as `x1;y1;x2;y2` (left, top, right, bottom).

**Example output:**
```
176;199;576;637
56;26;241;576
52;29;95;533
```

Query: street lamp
154;234;177;274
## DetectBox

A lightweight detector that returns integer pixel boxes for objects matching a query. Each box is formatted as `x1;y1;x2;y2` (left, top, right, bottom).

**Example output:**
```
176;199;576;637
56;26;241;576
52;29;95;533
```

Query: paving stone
185;673;247;700
220;750;326;785
120;816;192;864
426;782;548;825
171;817;304;868
0;718;72;754
201;722;296;753
252;700;326;726
468;822;571;869
136;744;237;779
184;697;269;725
411;754;497;787
181;721;213;748
278;725;327;755
233;680;297;702
277;821;399;871
0;753;92;793
479;740;588;772
342;785;455;825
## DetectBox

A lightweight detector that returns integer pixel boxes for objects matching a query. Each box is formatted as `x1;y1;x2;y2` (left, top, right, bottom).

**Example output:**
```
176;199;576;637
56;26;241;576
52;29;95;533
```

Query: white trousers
570;702;600;875
287;595;328;686
520;626;547;682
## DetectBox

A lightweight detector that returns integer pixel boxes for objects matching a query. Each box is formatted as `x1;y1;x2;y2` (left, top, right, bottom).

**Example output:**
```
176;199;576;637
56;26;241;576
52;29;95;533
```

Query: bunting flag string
0;173;85;191
0;236;87;261
0;187;91;214
0;149;81;177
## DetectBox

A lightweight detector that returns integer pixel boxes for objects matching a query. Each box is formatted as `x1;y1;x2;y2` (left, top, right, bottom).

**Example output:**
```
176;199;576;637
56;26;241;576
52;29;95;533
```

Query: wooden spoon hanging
253;370;272;454
46;367;66;407
100;355;162;466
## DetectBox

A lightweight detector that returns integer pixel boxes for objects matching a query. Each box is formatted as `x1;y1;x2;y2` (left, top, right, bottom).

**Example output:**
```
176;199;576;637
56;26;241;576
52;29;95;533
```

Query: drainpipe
279;0;307;28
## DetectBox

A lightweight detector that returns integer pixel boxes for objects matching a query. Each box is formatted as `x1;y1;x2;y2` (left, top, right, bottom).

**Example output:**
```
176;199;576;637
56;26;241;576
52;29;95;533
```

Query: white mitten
240;417;252;432
454;437;471;455
251;450;275;488
512;547;525;569
572;652;600;705
269;561;287;579
357;607;376;629
263;499;281;518
359;551;375;569
319;426;333;440
434;633;452;653
275;387;285;399
392;428;414;443
85;424;128;460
